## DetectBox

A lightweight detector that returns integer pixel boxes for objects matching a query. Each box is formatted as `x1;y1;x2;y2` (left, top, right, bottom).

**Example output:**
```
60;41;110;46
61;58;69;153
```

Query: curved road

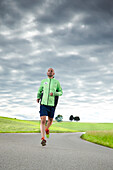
0;133;113;170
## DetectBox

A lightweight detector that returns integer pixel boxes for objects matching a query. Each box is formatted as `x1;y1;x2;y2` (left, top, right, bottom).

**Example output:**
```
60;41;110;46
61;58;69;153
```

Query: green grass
0;116;40;133
0;116;113;148
50;121;113;132
81;131;113;149
1;116;113;133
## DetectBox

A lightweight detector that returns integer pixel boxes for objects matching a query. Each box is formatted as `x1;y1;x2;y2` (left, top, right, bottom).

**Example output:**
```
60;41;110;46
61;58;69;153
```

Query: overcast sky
0;0;113;122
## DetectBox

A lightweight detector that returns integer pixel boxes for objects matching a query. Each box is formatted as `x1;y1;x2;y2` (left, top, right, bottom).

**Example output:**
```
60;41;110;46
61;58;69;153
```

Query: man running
37;68;63;146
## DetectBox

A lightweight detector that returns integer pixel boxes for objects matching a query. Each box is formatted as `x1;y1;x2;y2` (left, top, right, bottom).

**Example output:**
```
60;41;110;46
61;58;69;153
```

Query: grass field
0;116;40;133
1;116;113;133
0;116;113;148
50;121;113;132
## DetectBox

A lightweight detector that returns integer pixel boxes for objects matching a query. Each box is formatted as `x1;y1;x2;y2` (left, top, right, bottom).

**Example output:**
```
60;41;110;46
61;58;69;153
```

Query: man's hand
49;92;53;96
37;99;40;103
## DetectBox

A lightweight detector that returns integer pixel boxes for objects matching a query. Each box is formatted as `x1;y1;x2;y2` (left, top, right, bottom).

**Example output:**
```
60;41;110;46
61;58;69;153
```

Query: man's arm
37;80;43;103
54;81;63;96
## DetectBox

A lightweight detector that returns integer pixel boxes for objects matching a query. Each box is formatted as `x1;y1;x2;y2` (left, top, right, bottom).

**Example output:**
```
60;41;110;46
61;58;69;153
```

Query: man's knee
41;117;46;125
48;117;53;124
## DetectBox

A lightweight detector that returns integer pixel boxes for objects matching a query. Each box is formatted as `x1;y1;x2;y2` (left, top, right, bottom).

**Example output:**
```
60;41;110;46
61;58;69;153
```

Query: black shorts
40;105;55;118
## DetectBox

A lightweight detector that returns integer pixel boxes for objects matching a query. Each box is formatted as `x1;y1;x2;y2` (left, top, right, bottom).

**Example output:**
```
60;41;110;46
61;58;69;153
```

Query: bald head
47;68;55;78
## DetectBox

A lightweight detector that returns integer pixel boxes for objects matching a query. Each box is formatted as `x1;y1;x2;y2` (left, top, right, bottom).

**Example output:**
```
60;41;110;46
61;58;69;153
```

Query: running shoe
41;137;46;146
45;128;49;138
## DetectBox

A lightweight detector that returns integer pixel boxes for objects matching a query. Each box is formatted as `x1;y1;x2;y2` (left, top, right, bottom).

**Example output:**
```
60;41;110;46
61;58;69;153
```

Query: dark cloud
0;0;113;122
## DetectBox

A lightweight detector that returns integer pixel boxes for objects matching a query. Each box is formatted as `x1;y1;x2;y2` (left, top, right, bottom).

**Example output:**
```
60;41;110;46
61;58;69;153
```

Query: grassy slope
1;116;113;133
0;116;40;133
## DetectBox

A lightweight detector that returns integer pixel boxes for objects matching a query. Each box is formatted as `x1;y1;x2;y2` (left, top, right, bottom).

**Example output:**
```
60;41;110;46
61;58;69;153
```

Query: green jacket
37;77;63;106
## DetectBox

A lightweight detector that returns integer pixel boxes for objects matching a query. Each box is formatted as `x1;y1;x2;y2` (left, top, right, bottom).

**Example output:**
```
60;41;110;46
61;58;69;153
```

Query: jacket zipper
47;79;51;105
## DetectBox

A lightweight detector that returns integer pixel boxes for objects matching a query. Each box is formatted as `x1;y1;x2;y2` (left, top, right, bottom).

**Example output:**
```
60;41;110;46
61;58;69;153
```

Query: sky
0;0;113;122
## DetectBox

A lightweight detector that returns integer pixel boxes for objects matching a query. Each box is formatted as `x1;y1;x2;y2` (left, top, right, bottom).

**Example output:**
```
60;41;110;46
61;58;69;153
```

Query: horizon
1;116;113;123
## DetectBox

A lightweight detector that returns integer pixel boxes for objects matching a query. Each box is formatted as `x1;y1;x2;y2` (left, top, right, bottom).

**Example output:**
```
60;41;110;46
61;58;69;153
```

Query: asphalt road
0;133;113;170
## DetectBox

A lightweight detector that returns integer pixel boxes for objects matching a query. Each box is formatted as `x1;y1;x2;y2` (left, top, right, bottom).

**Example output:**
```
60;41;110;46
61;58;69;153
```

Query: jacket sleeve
37;80;43;99
54;81;63;96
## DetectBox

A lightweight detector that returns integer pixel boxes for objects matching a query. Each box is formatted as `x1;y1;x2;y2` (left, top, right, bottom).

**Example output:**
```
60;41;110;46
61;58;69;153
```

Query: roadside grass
81;130;113;149
0;116;113;148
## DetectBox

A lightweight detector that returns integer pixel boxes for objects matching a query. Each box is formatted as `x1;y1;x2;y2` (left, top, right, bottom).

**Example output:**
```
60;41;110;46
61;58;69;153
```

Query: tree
69;115;74;121
55;114;63;122
73;116;80;122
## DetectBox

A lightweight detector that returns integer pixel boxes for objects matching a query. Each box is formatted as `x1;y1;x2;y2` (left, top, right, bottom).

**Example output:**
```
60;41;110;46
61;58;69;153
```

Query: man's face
47;68;55;78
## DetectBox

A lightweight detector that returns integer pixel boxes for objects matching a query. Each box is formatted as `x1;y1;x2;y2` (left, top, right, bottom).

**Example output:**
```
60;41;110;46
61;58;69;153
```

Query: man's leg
45;117;53;138
40;116;46;138
47;117;53;129
45;106;55;138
